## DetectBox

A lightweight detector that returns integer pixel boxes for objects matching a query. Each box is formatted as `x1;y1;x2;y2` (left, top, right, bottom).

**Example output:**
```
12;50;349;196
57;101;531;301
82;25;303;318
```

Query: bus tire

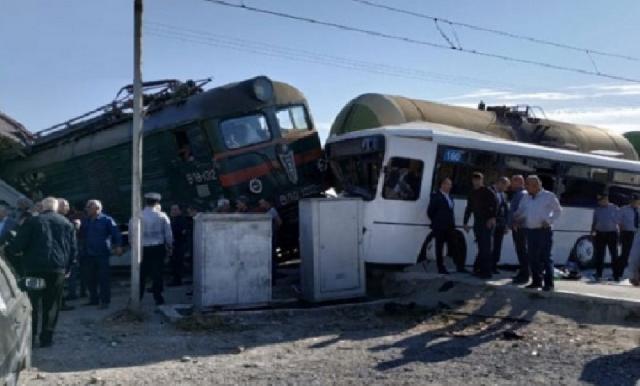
570;235;594;269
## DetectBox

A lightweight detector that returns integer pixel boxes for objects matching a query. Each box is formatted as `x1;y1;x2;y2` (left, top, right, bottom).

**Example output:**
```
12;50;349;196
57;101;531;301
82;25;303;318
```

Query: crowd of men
428;172;640;291
0;193;281;348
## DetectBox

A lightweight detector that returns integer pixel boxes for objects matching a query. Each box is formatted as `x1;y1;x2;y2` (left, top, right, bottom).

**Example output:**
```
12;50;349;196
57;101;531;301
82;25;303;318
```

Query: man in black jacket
427;177;465;274
463;172;498;279
7;196;77;347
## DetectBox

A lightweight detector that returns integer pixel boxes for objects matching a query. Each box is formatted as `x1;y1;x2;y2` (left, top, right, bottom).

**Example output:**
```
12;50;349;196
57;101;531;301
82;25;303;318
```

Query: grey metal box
299;198;366;302
193;213;272;309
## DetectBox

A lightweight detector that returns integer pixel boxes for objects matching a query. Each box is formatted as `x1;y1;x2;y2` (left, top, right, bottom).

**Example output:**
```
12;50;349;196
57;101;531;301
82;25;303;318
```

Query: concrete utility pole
130;0;143;310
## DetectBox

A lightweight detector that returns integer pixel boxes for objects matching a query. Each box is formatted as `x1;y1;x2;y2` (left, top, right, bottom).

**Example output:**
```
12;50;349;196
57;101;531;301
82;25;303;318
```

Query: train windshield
220;114;271;149
276;105;309;135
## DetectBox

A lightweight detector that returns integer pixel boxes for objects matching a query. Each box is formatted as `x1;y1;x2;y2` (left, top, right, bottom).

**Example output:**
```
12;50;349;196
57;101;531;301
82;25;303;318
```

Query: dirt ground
18;277;640;386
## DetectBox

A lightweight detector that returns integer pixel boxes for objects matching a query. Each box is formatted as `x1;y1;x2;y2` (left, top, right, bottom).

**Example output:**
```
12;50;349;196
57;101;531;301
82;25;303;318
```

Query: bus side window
435;148;492;198
558;178;603;207
558;165;607;207
382;157;423;201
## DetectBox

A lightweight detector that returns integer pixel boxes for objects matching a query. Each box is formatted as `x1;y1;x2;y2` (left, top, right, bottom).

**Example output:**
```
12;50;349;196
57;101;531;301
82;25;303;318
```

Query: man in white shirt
138;192;173;305
514;175;562;291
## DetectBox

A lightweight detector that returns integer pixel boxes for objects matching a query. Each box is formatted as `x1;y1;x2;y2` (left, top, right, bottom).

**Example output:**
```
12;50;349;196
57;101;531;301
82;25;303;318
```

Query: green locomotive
0;76;325;252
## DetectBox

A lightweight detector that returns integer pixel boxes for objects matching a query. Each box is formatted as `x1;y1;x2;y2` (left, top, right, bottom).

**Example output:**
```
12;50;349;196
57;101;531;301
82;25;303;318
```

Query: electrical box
192;213;272;309
299;198;366;302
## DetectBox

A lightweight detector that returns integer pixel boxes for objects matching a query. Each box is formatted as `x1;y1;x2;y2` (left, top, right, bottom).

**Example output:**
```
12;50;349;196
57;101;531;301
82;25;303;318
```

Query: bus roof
327;122;640;173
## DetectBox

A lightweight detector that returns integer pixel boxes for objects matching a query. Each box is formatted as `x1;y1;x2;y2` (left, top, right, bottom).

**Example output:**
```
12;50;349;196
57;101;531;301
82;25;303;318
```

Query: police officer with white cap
137;192;173;305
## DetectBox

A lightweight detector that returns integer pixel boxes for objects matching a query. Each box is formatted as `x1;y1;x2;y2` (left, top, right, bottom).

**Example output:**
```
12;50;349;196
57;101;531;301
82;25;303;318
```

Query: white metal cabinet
299;198;366;302
193;213;272;309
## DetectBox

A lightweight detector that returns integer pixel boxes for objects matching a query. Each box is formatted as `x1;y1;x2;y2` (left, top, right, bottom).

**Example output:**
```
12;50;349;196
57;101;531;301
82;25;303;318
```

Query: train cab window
220;114;271;149
382;157;423;201
276;105;309;135
174;125;209;162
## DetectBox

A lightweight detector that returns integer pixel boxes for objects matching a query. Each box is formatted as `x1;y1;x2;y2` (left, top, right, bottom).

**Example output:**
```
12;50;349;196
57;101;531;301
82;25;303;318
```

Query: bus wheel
571;235;594;269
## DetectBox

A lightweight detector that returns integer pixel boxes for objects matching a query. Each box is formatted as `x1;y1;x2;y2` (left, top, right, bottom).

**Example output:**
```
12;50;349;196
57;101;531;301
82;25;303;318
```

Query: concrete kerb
382;272;640;328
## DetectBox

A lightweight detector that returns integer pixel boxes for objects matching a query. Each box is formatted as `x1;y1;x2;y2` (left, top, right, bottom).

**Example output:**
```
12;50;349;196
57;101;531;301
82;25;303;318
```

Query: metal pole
130;0;143;310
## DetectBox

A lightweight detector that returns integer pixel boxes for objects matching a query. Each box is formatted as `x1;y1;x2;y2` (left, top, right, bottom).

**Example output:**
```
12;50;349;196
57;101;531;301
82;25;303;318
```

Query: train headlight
252;76;274;102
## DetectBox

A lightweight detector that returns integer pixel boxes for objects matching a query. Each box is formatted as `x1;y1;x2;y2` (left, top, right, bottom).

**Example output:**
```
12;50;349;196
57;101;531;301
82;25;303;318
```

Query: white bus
325;123;640;268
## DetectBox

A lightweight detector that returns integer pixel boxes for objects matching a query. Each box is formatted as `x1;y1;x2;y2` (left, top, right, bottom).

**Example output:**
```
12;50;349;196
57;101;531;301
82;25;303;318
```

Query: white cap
144;192;162;201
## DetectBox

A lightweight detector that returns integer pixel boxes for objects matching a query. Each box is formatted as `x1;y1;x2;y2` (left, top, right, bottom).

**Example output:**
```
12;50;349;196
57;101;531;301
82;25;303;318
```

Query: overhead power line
145;22;518;89
201;0;640;84
351;0;640;62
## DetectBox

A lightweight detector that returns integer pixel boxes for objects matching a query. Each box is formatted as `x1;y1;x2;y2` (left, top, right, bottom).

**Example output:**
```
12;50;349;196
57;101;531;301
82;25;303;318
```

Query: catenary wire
351;0;640;62
146;22;519;89
198;0;640;83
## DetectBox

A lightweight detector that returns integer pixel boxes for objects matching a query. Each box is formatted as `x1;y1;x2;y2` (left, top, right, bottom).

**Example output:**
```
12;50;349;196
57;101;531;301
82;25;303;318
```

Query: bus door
363;137;437;264
169;122;220;208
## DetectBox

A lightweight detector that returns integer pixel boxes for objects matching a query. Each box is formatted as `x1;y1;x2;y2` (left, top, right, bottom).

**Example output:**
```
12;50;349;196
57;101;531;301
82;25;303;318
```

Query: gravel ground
18;282;640;386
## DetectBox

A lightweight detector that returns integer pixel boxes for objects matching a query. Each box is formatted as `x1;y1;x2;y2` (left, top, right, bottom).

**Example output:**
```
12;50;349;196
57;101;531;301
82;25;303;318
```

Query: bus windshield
330;154;383;201
220;114;271;149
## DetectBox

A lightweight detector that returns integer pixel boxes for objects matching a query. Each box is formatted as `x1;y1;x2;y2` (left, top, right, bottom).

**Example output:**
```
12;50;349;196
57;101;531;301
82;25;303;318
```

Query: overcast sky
1;0;639;142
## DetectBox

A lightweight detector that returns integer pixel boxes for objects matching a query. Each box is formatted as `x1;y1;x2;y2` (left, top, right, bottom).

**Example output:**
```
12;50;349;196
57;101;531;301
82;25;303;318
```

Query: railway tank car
330;94;637;160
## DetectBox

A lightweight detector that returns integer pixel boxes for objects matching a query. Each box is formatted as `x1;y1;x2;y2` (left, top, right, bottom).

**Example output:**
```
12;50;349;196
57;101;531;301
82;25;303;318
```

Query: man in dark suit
427;177;465;274
490;177;510;274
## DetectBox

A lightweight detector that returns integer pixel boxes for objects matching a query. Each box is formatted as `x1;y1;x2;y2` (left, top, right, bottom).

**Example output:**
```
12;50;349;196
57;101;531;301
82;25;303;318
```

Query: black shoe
40;340;53;348
542;285;554;292
473;273;492;279
492;269;500;275
155;297;165;306
456;268;470;274
167;281;182;287
84;301;99;306
438;267;450;275
525;283;542;289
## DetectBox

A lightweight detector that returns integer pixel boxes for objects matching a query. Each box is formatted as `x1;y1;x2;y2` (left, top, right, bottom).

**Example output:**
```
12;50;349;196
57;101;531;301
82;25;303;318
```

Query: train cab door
169;122;221;207
363;136;438;264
